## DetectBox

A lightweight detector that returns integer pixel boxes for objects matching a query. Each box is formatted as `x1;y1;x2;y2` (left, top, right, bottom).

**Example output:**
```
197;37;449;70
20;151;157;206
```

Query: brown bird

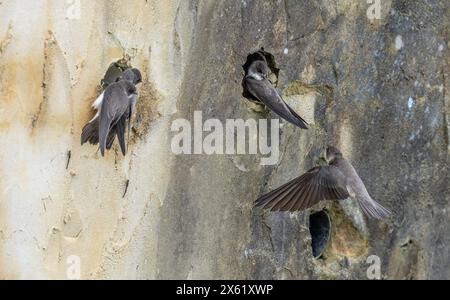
255;146;392;219
81;68;142;156
242;60;308;129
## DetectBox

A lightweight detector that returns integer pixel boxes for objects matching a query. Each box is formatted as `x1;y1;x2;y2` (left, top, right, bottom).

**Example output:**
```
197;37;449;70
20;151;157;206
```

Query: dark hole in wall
242;48;280;77
309;210;331;259
241;48;280;101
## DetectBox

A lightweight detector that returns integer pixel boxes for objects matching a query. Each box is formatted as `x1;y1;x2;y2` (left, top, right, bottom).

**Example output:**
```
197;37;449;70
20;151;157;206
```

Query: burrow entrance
309;210;331;259
241;48;280;101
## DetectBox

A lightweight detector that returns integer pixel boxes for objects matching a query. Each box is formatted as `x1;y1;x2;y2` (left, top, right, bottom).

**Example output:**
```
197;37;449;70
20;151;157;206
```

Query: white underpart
92;92;104;109
248;71;263;81
89;92;104;122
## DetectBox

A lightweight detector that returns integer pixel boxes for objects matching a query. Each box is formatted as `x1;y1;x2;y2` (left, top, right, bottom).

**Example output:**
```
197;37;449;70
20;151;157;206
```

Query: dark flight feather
115;114;127;155
255;166;349;212
99;82;132;156
244;76;308;129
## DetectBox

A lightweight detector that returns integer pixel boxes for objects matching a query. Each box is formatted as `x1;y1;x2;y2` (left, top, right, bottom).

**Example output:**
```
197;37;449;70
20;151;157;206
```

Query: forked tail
357;196;392;219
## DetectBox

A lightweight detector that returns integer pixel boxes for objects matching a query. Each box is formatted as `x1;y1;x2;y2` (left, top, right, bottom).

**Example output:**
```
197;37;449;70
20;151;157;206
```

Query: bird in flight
255;146;392;219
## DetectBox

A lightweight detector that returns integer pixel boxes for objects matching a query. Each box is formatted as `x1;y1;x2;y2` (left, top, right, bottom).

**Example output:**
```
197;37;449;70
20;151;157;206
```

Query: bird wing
126;94;137;152
255;165;349;212
244;76;308;129
99;85;129;156
106;126;116;150
242;78;261;102
116;114;127;155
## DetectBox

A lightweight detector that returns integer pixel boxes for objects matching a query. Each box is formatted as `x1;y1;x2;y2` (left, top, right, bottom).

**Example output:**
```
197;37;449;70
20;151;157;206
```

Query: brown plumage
255;146;392;219
243;60;308;129
81;68;142;156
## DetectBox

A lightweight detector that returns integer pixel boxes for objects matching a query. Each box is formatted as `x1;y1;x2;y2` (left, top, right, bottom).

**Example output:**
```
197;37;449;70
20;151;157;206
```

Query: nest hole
309;210;331;259
242;48;280;101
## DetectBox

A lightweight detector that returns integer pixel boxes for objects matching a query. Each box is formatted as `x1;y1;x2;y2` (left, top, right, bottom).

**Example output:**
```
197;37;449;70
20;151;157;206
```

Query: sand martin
243;60;308;129
81;68;142;156
255;146;392;219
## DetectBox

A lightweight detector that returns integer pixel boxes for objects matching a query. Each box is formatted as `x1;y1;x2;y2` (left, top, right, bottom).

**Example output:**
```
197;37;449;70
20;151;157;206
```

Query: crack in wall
0;23;13;55
31;31;59;130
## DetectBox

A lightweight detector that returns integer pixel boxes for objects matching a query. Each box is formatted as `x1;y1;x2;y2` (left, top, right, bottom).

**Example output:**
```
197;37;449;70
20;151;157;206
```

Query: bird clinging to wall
81;68;142;156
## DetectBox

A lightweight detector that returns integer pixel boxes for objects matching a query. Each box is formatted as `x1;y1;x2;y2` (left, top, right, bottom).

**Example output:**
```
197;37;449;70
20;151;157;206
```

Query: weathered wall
0;0;449;279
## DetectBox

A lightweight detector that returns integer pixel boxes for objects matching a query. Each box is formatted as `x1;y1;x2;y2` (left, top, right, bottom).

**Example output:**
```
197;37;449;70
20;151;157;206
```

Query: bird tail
81;118;99;145
357;196;392;219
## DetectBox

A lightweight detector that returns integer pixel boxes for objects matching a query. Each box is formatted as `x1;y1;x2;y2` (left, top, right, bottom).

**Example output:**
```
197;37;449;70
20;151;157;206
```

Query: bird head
248;60;268;78
120;68;142;85
119;80;137;97
325;146;343;163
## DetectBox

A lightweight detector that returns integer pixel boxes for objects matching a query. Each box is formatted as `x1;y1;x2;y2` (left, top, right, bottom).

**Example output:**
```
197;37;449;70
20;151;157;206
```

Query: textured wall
0;0;449;279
